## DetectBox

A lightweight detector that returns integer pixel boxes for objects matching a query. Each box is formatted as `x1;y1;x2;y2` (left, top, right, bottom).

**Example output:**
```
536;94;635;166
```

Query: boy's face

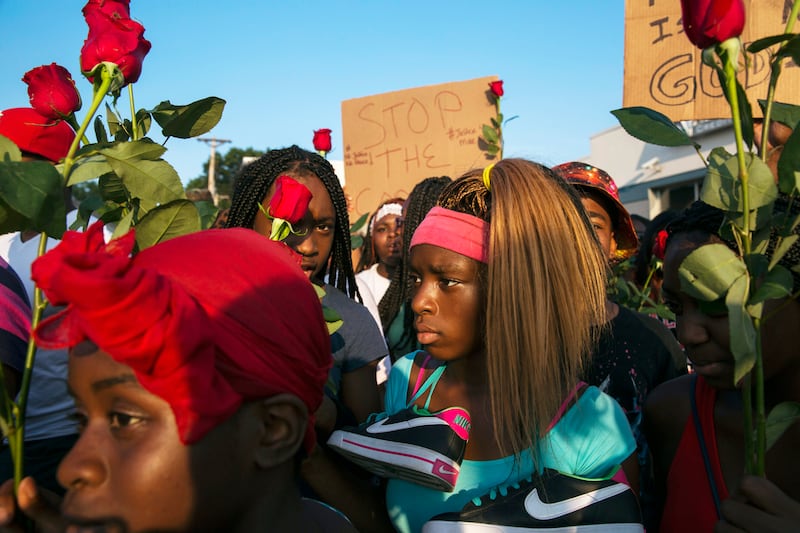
59;344;250;532
580;196;617;259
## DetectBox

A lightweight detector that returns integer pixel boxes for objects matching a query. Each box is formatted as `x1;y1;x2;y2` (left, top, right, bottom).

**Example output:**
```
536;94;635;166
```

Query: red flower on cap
80;0;151;87
0;108;76;163
270;176;313;225
489;80;504;98
22;64;82;121
680;0;746;49
652;229;669;261
312;128;332;153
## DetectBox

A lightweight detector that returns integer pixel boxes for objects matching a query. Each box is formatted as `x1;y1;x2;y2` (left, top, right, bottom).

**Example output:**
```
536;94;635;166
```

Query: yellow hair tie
482;163;495;191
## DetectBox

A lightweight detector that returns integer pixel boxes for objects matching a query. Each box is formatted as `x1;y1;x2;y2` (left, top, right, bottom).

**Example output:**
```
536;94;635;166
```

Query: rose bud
22;64;82;120
80;10;151;87
680;0;745;49
313;128;332;153
489;80;504;98
270;176;313;225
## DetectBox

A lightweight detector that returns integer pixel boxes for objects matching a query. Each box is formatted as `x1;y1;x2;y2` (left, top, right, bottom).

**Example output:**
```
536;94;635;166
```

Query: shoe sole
328;430;460;491
422;522;644;532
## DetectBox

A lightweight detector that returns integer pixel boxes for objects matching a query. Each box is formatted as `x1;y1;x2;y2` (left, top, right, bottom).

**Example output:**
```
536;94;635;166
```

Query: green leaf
482;124;499;144
735;80;754;149
727;274;756;384
0;160;66;237
0;135;21;162
485;143;500;155
611;107;698;147
350;234;363;250
98;173;129;204
769;235;799;270
778;125;800;194
193;200;219;230
100;141;184;204
134;200;201;250
761;101;800;129
93;116;108;144
111;209;134;240
747;34;796;53
349;212;369;233
67;154;114;186
701;149;778;212
152;97;226;139
765;401;800;450
679;243;747;301
749;265;793;305
73;195;104;231
777;35;800;68
93;201;125;224
135;109;152;138
105;104;122;137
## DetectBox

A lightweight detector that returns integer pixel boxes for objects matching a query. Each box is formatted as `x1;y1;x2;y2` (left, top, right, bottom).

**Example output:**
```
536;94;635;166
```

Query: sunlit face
372;213;402;269
409;244;484;361
581;197;617;259
254;174;336;283
59;345;249;532
662;232;800;389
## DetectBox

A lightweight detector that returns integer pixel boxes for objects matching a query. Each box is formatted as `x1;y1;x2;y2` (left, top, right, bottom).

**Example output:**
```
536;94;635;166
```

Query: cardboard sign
623;0;800;120
341;76;498;218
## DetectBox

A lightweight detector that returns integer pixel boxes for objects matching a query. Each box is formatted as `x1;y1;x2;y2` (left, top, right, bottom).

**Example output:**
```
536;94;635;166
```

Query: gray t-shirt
321;283;388;395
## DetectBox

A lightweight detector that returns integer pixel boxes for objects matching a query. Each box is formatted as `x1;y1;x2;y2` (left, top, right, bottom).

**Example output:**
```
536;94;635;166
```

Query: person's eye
316;223;332;234
109;412;146;430
440;278;459;288
410;274;421;285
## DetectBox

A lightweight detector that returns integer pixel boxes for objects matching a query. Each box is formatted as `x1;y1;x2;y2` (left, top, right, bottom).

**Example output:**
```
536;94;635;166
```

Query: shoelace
471;475;533;507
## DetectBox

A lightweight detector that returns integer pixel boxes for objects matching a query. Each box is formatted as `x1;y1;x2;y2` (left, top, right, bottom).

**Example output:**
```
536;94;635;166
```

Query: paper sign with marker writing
341;76;497;218
623;0;800;120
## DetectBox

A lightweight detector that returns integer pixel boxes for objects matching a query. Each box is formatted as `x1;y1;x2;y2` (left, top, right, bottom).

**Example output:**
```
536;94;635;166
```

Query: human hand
0;477;64;533
716;475;800;533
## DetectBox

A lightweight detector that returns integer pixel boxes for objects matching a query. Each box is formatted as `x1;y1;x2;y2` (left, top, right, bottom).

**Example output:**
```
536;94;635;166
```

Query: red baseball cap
0;107;76;163
553;161;639;259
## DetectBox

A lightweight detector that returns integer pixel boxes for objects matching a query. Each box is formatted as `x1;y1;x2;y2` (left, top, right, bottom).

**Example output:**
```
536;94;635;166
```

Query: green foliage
349;211;369;250
765;401;800;450
702;149;778;213
0;161;66;237
778;126;800;194
611;107;698;148
678;244;747;302
134;200;202;249
151;97;226;139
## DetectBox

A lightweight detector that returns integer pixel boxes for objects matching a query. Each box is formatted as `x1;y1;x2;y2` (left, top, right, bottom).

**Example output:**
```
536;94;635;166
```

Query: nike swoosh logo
524;482;629;520
365;416;447;434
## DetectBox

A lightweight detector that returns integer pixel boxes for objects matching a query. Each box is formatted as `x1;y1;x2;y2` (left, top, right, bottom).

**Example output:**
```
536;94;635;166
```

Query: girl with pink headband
326;159;642;532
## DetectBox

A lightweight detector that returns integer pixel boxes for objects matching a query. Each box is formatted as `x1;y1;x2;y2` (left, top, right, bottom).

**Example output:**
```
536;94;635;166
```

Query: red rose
652;229;669;261
80;4;151;86
22;64;82;121
82;0;131;25
680;0;745;49
313;128;332;153
270;176;313;225
489;80;504;98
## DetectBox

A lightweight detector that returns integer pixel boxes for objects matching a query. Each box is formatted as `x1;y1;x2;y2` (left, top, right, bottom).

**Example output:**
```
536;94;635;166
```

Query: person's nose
57;425;108;492
411;279;437;316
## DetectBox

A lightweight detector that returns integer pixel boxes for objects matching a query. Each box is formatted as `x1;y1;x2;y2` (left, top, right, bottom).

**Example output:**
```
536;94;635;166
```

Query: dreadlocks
226;145;358;299
379;176;451;357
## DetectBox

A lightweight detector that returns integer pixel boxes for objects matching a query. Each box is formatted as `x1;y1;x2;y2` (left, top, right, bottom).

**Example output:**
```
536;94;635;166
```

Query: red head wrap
32;223;331;452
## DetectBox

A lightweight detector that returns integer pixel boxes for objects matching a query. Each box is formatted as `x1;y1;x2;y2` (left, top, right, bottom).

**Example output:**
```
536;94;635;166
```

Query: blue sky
0;1;625;185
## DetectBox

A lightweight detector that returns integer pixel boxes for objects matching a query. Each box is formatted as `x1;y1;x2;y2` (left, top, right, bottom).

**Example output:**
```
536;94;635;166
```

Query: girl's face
372;213;402;267
254;174;336;282
59;345;250;532
409;244;484;361
662;232;800;389
580;197;617;259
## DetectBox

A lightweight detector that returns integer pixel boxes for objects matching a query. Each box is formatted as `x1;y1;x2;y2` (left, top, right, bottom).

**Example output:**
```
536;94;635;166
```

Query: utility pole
198;137;231;206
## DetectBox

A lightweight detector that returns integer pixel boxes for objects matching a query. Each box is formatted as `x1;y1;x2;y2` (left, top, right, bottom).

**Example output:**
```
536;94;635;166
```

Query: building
584;120;736;219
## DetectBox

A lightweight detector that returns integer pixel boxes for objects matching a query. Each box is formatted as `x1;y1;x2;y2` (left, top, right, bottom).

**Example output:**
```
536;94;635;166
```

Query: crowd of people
0;106;797;533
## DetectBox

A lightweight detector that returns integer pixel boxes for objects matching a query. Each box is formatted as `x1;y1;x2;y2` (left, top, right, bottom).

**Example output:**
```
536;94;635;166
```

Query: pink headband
410;206;489;263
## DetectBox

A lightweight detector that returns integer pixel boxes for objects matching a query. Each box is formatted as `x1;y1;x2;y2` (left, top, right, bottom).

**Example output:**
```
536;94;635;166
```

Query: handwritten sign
623;0;800;120
341;77;497;218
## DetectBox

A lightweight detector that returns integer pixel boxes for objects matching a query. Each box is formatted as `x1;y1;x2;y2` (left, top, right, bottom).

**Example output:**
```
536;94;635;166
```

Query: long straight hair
438;159;607;457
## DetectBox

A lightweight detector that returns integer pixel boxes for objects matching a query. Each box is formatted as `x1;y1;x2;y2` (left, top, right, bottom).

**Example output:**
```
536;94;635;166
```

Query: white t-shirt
355;264;390;331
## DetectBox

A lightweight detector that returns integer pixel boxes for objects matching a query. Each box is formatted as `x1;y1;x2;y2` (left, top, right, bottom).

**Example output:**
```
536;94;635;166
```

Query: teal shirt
384;352;636;533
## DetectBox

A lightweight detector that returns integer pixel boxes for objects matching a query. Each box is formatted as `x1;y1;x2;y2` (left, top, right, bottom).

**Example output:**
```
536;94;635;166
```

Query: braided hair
226;145;358;298
666;196;800;293
379;177;451;354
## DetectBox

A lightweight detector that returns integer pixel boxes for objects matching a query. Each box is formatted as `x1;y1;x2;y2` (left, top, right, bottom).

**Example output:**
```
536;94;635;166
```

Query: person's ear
249;394;308;469
609;231;618;259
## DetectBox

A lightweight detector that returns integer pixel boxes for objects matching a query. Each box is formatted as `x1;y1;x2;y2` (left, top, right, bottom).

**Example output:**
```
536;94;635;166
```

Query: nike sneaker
327;405;471;492
422;468;643;532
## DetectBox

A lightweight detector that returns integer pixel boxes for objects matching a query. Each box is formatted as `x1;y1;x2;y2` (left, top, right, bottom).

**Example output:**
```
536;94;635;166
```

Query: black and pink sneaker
327;405;471;492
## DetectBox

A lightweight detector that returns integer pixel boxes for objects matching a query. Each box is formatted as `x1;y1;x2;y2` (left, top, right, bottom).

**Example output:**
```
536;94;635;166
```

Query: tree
186;146;266;206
